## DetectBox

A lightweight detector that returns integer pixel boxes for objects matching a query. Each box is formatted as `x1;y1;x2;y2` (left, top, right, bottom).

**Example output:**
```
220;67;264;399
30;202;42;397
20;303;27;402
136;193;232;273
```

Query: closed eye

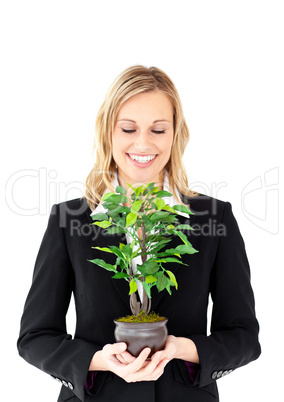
122;129;136;133
121;129;165;134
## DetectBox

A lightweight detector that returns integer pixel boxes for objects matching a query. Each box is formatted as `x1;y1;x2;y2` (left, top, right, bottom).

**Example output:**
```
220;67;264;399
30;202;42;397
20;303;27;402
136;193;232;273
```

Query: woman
17;65;261;402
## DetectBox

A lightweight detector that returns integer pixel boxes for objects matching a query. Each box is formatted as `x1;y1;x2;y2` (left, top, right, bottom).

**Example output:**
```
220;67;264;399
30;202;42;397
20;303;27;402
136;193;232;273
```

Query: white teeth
128;154;156;163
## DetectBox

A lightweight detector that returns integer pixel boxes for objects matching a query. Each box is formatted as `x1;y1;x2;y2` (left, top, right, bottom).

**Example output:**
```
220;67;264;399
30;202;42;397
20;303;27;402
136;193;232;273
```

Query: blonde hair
83;65;198;211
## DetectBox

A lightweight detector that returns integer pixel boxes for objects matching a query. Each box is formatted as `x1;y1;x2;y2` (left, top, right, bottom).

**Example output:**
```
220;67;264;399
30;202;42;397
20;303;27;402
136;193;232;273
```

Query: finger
132;350;162;377
143;357;170;381
151;350;162;361
128;347;151;372
158;337;176;361
103;342;127;356
150;358;170;380
128;353;168;382
115;354;128;365
116;353;149;368
121;351;136;364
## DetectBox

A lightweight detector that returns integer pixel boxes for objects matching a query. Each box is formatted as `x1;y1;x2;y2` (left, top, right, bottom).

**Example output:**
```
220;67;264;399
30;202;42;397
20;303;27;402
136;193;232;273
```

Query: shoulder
56;197;91;214
180;193;239;240
180;192;229;221
50;197;91;228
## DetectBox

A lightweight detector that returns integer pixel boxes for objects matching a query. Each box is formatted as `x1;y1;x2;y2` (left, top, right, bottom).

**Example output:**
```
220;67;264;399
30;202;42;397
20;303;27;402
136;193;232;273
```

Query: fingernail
156;352;162;359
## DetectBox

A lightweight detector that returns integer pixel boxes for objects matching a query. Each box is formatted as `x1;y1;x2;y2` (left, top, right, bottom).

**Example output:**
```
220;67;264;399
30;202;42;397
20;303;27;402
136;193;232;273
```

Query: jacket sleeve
17;203;101;402
189;201;261;387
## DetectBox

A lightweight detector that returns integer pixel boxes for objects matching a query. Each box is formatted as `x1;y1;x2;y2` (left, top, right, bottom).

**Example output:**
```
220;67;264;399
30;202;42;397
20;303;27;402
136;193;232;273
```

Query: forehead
116;91;173;122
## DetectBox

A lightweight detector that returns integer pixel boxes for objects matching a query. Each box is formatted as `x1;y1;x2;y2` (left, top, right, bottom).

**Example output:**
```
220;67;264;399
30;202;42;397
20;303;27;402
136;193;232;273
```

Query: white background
1;1;283;400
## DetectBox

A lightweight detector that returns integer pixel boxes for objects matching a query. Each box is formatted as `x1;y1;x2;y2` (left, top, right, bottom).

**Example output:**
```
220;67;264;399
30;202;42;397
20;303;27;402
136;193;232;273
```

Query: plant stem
140;205;151;315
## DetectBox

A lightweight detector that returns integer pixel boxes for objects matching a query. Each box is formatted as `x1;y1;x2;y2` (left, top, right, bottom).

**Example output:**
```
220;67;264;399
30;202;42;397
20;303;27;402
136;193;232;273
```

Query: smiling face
112;90;174;192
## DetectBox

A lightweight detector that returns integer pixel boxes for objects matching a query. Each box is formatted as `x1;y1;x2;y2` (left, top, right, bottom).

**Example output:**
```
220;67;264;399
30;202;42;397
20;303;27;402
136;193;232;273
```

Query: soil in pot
114;313;168;357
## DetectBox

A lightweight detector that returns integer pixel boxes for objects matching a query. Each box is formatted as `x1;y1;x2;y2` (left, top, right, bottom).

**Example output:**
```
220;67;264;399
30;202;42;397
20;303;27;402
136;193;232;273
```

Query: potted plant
87;182;198;357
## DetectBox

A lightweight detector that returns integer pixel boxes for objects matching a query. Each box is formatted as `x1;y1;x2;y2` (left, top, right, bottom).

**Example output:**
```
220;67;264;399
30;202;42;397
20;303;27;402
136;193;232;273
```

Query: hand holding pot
89;342;170;382
158;335;200;364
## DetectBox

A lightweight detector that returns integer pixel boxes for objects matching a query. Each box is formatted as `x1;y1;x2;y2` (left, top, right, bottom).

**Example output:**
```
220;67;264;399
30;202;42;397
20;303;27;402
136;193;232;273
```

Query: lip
127;153;158;157
126;153;158;168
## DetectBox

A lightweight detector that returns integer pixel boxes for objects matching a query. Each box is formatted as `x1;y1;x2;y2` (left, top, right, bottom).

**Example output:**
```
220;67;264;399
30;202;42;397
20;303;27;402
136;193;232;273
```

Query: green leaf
112;272;129;279
153;197;166;210
135;185;145;196
109;246;126;259
105;226;126;234
165;282;172;295
142;182;155;195
129;279;138;295
162;205;178;214
91;212;109;221
175;244;199;254
91;246;113;253
131;200;143;213
131;249;139;259
161;214;179;224
172;230;191;245
116;216;126;227
150;201;159;210
142;260;160;274
175;224;194;231
155;190;173;198
156;274;169;292
121;244;132;259
147;239;172;254
87;259;117;272
149;211;170;222
104;193;129;203
145;234;169;243
93;220;111;228
156;257;187;265
101;201;122;213
116;185;126;194
166;270;178;289
145;275;157;284
126;212;137;226
129;239;135;249
142;282;152;299
126;182;141;196
101;192;114;201
172;204;194;215
157;251;182;259
117;257;128;270
115;206;131;213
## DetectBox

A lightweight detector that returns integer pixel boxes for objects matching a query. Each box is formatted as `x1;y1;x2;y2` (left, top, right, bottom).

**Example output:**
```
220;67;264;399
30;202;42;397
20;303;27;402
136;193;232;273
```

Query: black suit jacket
17;193;261;402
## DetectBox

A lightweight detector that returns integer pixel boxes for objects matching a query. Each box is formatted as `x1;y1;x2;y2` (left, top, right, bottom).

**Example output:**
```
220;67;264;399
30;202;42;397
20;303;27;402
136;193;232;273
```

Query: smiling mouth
127;153;158;163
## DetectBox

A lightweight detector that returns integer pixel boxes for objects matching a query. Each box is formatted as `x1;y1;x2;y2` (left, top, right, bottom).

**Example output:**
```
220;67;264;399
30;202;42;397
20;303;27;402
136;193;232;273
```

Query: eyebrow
117;119;171;123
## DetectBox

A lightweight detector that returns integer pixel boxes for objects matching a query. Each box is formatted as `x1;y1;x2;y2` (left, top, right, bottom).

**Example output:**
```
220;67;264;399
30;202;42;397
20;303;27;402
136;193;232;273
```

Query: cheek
159;135;173;156
112;130;128;151
112;132;122;154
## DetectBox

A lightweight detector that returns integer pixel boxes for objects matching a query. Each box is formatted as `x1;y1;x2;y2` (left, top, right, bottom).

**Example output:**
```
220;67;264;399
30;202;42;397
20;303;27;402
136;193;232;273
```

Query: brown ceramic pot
113;318;168;358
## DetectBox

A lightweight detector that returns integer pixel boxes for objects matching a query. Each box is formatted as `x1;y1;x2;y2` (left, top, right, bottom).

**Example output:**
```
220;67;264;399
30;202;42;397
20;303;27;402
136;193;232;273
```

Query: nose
134;130;152;152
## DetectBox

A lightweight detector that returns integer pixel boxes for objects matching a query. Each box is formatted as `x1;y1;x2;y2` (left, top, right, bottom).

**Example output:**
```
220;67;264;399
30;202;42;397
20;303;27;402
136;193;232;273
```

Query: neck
116;170;164;196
